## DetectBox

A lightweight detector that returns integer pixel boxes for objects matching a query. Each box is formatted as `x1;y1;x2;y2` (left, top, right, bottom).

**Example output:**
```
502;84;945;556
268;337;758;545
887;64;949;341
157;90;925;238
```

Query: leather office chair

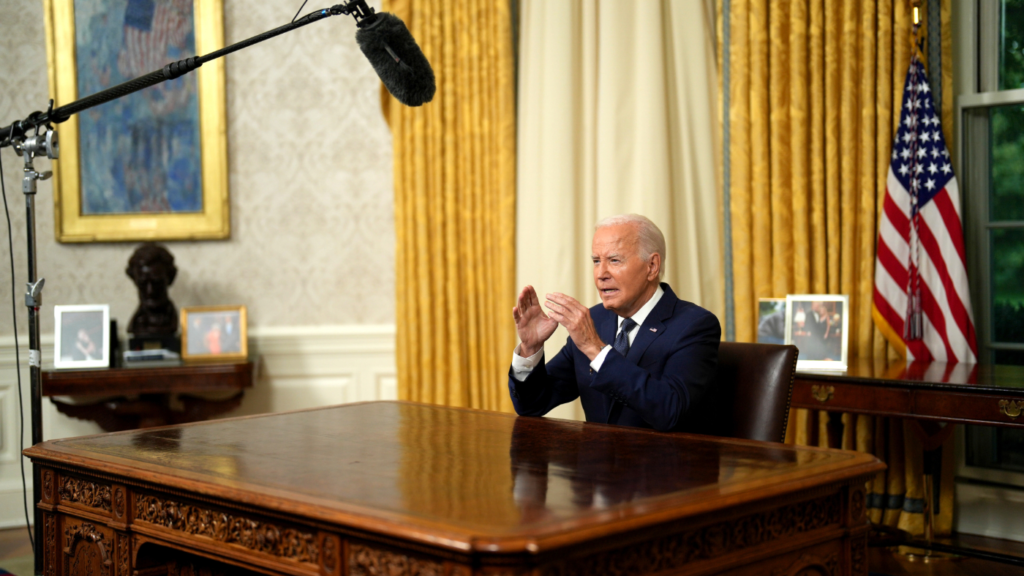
685;342;799;443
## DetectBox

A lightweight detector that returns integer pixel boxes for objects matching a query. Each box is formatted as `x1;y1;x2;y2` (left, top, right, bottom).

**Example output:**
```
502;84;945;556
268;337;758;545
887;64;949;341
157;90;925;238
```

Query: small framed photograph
54;304;110;369
181;305;248;362
757;298;787;344
784;294;849;371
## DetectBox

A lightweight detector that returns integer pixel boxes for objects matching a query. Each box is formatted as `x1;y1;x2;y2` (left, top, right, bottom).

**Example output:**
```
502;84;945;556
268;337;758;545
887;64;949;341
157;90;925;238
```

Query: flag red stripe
916;217;978;357
878;239;909;289
883;193;910;242
917;274;957;361
874;286;906;337
907;338;932;361
933;189;968;268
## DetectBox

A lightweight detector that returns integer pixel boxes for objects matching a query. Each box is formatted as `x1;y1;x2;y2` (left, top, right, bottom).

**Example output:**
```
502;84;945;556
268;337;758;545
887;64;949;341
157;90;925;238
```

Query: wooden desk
25;401;882;576
42;361;256;431
792;359;1024;566
792;358;1024;428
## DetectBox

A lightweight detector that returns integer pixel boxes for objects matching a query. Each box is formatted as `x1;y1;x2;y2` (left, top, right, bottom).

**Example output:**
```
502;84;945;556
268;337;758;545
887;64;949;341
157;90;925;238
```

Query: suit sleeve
589;311;721;432
508;337;581;416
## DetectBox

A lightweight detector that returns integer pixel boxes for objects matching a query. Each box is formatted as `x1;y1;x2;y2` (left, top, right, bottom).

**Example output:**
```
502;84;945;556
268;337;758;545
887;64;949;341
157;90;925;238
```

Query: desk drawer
792;380;911;415
913;390;1024;426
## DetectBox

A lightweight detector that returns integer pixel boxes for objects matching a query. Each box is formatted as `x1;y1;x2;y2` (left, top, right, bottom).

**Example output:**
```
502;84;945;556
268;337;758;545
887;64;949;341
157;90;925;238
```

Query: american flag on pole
872;47;977;363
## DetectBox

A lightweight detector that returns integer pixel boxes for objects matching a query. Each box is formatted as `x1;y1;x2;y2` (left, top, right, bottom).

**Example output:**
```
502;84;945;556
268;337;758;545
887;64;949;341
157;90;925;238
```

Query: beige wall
0;1;395;338
0;1;398;525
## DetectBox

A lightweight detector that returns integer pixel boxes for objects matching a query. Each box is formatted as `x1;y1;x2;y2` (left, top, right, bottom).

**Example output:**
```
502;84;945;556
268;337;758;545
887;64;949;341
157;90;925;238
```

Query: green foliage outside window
987;1;1024;362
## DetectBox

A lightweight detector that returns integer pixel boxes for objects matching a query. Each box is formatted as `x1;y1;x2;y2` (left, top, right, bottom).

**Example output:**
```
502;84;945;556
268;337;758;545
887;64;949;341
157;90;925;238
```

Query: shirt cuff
590;345;612;372
511;344;545;382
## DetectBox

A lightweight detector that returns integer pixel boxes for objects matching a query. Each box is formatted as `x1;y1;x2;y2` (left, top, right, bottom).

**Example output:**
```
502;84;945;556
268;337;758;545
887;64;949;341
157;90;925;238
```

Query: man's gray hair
595;214;666;278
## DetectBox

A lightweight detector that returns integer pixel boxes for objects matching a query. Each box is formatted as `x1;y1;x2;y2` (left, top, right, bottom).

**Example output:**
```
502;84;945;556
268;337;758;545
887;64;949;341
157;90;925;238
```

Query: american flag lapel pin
650;328;657;332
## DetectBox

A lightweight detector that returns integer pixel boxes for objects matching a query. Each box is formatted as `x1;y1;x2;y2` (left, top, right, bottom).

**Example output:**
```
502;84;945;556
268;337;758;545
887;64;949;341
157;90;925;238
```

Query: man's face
592;223;659;318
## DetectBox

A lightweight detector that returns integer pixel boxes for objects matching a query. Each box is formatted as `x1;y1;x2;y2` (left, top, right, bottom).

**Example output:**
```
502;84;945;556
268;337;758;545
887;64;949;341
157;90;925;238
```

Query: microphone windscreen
356;13;436;107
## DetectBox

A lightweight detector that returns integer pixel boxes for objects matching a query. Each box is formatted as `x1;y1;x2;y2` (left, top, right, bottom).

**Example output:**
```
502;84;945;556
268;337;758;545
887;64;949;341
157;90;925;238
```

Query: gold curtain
723;0;954;536
383;0;517;412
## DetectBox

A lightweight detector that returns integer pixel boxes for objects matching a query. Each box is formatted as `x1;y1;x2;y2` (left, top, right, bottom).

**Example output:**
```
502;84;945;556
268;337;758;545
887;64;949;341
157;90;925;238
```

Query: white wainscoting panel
0;335;56;530
0;325;396;528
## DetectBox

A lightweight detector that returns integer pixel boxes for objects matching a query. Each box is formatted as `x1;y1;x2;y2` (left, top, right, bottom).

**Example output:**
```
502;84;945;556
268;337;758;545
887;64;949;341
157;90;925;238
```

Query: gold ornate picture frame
43;0;229;242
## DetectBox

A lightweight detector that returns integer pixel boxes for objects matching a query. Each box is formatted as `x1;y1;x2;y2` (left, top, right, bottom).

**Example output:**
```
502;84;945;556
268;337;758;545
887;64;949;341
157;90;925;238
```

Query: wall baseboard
0;324;396;527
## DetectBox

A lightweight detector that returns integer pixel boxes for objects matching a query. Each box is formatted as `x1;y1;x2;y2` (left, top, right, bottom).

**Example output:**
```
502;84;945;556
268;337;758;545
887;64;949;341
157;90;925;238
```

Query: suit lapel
598;308;618;351
594;307;620;423
627;285;678;364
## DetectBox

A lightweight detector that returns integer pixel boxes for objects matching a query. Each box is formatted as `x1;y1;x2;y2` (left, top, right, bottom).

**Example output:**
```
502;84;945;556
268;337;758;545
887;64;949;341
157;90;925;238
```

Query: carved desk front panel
27;402;884;576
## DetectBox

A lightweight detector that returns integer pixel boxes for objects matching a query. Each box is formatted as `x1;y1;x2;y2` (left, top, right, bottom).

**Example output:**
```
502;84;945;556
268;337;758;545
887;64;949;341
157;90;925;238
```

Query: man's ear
647;253;662;281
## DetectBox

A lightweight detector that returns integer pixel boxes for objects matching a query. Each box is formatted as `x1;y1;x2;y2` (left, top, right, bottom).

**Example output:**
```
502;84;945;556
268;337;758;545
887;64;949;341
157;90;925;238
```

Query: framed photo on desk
784;294;848;371
757;298;787;344
54;304;110;369
181;305;247;361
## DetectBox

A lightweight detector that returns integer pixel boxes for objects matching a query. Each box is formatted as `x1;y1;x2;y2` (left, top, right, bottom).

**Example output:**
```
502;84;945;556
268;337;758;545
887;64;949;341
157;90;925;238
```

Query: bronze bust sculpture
126;243;178;338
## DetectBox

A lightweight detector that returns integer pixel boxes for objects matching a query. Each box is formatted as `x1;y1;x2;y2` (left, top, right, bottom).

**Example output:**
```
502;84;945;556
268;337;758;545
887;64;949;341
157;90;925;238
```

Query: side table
42;359;257;431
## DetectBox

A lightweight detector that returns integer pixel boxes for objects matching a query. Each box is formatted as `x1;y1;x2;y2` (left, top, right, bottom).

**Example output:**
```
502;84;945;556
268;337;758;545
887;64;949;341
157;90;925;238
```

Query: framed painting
42;0;229;242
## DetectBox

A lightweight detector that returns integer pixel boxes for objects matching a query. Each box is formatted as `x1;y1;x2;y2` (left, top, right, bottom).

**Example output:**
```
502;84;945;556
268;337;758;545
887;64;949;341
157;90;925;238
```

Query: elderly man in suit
509;214;721;432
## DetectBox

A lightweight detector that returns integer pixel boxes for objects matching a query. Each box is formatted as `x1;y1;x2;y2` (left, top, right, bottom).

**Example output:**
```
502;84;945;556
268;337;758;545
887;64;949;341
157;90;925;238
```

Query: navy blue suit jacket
508;283;721;432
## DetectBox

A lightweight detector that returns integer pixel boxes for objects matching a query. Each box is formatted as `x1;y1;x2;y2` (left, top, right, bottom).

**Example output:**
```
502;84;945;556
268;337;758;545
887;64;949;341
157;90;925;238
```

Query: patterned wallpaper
0;1;395;337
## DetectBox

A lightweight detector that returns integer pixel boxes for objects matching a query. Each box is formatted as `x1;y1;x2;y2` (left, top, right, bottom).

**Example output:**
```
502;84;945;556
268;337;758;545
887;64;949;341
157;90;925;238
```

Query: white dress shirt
511;286;665;382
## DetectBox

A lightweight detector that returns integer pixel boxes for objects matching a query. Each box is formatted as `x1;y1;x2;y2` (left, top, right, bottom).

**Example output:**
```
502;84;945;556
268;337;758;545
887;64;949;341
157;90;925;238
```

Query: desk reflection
510;418;722;522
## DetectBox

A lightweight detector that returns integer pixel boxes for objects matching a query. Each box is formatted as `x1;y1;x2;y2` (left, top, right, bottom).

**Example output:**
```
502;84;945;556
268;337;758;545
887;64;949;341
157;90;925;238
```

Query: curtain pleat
789;0;808;297
722;0;954;536
386;0;516;413
729;0;753;341
808;0;826;297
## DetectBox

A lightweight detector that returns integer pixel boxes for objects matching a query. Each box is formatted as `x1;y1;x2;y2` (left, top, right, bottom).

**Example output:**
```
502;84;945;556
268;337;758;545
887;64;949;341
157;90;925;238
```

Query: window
999;0;1024;90
960;0;1024;365
957;1;1024;519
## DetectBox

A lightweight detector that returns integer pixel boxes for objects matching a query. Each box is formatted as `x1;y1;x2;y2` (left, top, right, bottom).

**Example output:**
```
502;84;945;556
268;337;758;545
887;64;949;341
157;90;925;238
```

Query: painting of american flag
74;0;201;214
872;49;977;363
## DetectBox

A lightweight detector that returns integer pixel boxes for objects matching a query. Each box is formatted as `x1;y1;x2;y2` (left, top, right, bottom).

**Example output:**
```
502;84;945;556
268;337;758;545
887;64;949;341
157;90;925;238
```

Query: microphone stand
0;3;376;575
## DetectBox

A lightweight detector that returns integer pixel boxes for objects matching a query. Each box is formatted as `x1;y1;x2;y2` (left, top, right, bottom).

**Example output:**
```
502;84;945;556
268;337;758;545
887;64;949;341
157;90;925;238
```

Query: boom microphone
1;4;438;151
355;12;436;107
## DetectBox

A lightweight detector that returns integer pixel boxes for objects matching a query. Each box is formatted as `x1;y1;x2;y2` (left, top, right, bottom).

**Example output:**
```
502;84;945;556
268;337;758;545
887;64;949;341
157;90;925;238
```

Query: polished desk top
26;401;882;554
797;357;1024;394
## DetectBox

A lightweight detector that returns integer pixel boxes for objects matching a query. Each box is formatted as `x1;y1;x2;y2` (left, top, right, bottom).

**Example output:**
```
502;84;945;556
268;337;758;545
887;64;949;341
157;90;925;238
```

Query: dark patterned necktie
613;318;637;357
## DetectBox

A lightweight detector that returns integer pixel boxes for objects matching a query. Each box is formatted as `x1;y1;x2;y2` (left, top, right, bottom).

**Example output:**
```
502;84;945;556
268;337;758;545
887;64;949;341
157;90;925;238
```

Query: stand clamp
26;279;45;309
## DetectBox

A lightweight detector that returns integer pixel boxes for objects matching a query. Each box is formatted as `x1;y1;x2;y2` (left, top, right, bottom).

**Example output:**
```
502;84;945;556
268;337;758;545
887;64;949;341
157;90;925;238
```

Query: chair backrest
686;342;798;443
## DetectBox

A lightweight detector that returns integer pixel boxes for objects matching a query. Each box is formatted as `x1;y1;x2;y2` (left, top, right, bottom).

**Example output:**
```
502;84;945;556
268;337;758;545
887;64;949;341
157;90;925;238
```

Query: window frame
956;2;1024;362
